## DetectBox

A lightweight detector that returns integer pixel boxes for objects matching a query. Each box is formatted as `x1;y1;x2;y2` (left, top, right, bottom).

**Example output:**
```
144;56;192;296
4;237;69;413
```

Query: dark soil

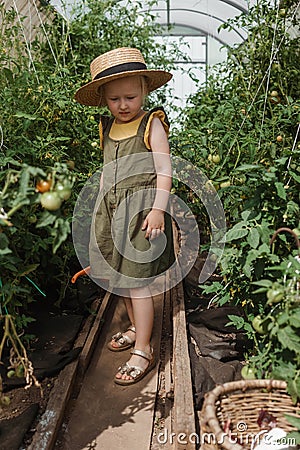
0;378;54;422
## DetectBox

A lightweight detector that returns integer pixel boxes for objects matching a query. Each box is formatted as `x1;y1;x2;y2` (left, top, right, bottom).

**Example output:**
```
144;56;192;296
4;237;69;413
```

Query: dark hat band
93;62;147;80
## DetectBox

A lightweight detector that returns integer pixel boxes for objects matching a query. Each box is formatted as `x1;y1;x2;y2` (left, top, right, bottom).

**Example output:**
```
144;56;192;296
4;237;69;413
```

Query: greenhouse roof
149;0;251;45
49;0;263;46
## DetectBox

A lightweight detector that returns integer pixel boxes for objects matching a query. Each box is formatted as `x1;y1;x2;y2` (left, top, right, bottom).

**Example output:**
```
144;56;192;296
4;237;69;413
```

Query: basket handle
270;227;300;256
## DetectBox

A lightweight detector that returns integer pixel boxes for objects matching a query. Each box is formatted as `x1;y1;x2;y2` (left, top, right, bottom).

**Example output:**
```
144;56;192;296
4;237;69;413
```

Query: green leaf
244;249;259;278
234;164;260;171
272;362;295;380
289;309;300;328
287;377;300;404
0;233;9;250
0;247;12;255
52;218;70;253
200;281;223;294
18;264;40;277
247;227;260;249
252;279;273;288
15;111;38;120
276;311;290;326
284;414;300;430
285;431;300;445
243;263;251;278
55;136;70;141
226;314;245;329
275;182;287;200
241;210;251;221
19;168;31;195
289;170;300;183
36;211;58;228
257;243;271;256
277;326;300;353
218;292;231;306
224;223;248;242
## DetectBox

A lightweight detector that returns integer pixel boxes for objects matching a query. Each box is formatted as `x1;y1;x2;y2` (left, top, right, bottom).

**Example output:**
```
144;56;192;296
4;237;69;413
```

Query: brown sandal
107;325;136;352
114;348;155;385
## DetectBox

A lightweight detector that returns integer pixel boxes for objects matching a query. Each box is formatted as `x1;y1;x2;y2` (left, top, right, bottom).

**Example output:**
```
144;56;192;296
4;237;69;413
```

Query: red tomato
36;179;52;193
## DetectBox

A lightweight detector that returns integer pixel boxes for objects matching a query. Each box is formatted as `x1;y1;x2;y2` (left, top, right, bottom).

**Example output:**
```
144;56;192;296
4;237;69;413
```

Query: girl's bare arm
142;117;172;238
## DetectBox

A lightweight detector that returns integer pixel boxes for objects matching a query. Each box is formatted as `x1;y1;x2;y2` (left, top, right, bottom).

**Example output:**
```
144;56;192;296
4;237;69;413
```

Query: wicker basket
200;379;300;450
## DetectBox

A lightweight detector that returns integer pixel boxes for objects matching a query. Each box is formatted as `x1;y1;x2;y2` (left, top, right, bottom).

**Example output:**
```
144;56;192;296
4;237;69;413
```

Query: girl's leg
123;297;135;326
110;291;136;349
115;286;154;380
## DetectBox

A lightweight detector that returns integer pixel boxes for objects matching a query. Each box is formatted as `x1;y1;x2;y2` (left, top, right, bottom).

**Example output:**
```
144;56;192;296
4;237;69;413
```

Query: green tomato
7;369;16;378
219;180;231;188
1;396;11;406
241;365;256;380
55;182;72;200
28;214;37;224
252;315;268;335
212;154;221;164
15;364;24;378
267;285;284;304
208;153;221;164
40;191;62;211
292;228;300;237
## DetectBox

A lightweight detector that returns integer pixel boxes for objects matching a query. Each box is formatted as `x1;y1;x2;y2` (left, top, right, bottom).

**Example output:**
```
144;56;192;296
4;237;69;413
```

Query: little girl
75;47;174;385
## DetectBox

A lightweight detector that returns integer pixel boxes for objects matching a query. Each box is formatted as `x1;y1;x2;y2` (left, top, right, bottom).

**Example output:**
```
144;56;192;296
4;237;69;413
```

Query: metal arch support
164;0;249;15
216;0;248;14
160;22;229;45
154;8;247;44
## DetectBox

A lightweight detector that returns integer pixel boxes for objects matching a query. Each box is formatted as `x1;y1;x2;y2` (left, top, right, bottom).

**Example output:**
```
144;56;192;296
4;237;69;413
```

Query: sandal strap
111;331;134;345
117;362;144;379
127;325;136;333
130;348;152;361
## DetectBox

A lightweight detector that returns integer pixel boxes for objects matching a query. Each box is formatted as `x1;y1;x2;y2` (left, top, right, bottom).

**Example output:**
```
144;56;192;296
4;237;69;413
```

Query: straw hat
74;47;172;106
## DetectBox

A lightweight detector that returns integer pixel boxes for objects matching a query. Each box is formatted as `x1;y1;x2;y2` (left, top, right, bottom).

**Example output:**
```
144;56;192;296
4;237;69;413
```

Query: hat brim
74;69;172;106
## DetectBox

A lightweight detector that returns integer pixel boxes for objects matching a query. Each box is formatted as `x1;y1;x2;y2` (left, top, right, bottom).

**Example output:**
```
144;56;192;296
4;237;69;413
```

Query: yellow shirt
109;113;146;141
99;109;169;150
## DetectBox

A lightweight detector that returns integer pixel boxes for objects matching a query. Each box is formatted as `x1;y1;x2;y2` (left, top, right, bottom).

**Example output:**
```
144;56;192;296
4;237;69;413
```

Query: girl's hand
142;209;165;239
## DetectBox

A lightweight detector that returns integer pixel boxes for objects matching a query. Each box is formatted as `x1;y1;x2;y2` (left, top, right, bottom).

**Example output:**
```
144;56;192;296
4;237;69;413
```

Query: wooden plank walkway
29;223;197;450
56;293;165;450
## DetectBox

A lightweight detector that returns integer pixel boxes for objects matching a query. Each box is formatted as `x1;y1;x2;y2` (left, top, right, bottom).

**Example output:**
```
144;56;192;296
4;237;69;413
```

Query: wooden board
2;0;53;42
57;293;165;450
171;220;197;450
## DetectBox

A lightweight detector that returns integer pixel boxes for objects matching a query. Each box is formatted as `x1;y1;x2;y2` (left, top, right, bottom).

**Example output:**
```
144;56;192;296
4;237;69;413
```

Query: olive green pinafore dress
89;107;175;289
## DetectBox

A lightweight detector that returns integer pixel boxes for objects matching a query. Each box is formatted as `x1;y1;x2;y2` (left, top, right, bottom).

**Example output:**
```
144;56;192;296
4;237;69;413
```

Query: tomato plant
170;0;300;401
0;0;184;394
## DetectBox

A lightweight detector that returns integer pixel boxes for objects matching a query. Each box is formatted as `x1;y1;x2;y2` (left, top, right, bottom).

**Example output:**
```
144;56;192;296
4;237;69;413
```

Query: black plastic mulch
0;277;102;450
187;305;251;409
0;404;39;450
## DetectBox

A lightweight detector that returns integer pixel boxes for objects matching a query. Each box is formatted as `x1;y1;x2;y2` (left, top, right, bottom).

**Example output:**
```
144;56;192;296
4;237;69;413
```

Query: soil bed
0;277;104;450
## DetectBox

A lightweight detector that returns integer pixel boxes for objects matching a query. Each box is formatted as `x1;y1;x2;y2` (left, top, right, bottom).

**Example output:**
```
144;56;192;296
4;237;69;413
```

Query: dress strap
99;115;114;149
139;107;170;150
